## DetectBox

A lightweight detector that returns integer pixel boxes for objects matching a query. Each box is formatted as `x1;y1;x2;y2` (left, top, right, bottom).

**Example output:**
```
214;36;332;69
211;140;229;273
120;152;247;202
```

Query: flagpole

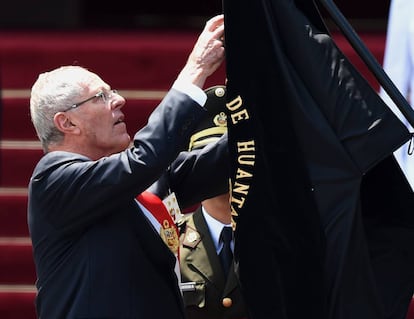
316;0;414;127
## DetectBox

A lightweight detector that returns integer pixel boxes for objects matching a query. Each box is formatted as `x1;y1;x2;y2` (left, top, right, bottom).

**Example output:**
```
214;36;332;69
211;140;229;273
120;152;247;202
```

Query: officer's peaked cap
188;85;227;151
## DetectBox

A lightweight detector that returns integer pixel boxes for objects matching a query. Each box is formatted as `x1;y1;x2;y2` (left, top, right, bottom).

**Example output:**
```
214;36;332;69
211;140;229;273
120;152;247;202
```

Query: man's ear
53;112;80;135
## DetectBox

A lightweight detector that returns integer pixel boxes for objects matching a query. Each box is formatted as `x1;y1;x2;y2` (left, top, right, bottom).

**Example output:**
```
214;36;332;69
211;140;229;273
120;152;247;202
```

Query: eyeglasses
64;89;118;111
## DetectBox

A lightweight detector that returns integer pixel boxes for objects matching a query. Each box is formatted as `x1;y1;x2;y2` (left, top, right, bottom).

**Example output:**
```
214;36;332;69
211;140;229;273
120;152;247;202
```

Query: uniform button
222;297;232;308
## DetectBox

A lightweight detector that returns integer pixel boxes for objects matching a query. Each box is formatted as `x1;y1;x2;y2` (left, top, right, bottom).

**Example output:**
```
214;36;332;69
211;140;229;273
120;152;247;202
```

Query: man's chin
120;136;132;150
111;136;131;153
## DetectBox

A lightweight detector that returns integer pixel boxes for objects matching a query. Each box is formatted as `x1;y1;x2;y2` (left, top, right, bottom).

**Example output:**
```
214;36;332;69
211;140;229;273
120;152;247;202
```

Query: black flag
224;1;414;319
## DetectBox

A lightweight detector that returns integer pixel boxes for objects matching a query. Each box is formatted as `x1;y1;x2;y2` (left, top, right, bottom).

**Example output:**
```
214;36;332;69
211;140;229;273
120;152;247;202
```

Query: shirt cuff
172;80;207;107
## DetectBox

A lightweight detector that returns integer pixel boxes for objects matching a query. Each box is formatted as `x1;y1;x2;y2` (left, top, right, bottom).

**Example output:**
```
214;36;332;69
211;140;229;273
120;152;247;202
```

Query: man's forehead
83;74;109;90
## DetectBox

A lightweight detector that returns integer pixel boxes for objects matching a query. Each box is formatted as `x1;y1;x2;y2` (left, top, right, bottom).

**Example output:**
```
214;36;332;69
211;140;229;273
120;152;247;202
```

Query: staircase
1;29;413;319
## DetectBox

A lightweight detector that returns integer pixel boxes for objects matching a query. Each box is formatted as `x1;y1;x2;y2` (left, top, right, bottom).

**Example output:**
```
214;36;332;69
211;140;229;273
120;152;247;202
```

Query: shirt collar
202;206;232;253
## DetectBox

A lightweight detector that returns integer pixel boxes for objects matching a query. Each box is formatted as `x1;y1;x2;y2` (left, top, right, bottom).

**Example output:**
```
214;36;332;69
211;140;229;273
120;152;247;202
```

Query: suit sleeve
147;133;229;209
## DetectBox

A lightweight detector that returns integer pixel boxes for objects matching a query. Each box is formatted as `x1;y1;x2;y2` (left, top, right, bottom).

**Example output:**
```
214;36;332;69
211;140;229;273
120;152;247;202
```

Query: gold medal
160;219;179;255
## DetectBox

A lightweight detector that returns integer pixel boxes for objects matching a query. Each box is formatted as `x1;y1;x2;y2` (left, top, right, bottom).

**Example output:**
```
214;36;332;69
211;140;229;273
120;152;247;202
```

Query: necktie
219;226;233;278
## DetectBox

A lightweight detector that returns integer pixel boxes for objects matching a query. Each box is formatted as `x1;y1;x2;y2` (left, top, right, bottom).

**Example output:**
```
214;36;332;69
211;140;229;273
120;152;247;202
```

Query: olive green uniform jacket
179;207;249;319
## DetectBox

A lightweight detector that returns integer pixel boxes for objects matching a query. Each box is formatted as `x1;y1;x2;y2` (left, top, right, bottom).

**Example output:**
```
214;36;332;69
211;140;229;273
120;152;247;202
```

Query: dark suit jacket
28;89;209;319
179;207;248;319
147;132;230;209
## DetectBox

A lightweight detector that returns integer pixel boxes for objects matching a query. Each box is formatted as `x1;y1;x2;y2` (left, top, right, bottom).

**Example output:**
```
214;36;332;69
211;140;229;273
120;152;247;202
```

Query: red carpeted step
1;96;158;140
0;286;36;319
0;30;226;90
0;239;35;285
123;98;158;135
0;193;29;237
0;146;42;188
407;298;414;319
1;98;36;140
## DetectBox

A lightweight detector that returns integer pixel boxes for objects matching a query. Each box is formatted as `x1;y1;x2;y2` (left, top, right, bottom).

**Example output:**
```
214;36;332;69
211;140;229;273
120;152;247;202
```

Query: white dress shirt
202;206;234;255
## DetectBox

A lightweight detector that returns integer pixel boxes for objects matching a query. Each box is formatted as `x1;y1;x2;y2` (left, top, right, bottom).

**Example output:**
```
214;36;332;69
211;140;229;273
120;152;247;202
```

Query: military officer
178;85;249;319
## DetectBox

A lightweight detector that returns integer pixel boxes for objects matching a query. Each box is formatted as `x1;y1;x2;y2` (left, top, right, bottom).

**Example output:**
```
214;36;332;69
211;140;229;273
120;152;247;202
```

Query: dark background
0;0;391;31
